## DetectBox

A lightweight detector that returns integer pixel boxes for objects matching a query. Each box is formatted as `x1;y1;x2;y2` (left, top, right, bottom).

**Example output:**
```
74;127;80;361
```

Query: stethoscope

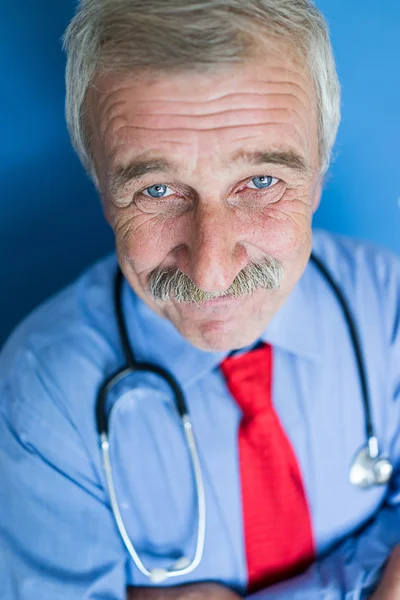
96;252;393;583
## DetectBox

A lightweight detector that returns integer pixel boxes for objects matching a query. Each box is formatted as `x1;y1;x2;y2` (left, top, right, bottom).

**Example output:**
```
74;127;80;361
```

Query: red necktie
220;343;315;593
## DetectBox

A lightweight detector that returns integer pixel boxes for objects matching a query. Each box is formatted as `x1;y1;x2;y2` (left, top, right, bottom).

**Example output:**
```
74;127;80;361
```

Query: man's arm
370;545;400;600
127;583;242;600
0;350;128;600
250;501;400;599
123;503;400;600
124;505;400;600
124;542;400;600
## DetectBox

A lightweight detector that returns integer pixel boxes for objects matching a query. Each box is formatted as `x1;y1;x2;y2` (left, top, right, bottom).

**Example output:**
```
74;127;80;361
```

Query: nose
178;202;248;293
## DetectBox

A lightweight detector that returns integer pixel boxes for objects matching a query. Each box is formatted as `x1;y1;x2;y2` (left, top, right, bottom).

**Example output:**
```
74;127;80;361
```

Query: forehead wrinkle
96;64;313;118
110;62;311;105
94;56;316;150
103;99;128;129
103;113;131;151
94;87;126;134
106;120;306;134
127;102;308;126
107;114;309;171
93;96;129;157
128;123;308;170
130;84;311;115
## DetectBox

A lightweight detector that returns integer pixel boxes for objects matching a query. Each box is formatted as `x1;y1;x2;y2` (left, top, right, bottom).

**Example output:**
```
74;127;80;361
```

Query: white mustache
148;256;283;304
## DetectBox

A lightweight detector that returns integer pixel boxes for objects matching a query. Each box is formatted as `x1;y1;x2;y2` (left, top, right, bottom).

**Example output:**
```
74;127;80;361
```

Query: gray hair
63;0;341;181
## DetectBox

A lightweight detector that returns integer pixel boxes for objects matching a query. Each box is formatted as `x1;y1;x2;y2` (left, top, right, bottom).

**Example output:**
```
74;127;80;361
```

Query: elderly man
1;0;400;598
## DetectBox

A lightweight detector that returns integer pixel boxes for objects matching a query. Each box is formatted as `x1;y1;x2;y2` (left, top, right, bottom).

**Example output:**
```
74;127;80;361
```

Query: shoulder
311;228;400;346
312;228;400;287
0;253;122;437
1;253;119;365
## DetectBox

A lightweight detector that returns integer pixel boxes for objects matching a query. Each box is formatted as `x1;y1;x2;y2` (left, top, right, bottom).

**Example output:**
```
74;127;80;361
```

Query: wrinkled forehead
87;45;319;181
90;36;314;107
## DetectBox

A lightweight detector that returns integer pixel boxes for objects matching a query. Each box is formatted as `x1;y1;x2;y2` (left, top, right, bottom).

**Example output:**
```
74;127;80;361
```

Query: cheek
245;197;312;260
112;210;179;269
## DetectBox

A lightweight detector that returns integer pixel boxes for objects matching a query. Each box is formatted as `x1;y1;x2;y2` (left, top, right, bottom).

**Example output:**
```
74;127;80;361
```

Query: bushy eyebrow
108;149;311;197
230;149;311;176
108;159;173;197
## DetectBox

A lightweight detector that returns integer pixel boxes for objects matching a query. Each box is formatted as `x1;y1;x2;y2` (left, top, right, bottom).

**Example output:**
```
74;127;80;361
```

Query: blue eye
248;176;278;190
143;184;172;198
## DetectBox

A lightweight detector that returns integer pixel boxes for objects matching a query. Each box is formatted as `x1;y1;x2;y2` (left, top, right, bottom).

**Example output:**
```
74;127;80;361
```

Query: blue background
1;1;399;347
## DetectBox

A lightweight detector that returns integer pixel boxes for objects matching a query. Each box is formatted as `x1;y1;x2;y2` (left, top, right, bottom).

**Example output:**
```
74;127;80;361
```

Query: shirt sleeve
249;251;400;599
0;347;128;600
249;503;400;600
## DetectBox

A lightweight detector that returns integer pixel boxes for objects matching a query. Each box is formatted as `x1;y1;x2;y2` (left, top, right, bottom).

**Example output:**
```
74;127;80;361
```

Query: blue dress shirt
1;229;400;600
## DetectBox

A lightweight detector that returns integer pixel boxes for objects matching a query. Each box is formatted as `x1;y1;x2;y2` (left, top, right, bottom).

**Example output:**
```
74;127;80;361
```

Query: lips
173;294;246;314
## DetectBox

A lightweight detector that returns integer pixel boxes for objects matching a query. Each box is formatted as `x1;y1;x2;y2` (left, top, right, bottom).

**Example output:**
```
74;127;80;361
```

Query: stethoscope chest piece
349;440;393;489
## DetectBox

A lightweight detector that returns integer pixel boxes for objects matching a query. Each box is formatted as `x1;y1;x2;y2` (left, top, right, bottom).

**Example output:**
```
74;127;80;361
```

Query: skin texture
89;43;322;352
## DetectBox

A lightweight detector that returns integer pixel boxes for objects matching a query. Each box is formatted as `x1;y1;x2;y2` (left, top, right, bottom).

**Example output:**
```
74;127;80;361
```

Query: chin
166;289;279;352
178;320;264;352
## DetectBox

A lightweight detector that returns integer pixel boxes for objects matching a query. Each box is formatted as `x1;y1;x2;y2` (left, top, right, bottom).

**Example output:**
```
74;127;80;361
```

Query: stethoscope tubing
96;361;188;436
100;415;206;582
309;253;375;446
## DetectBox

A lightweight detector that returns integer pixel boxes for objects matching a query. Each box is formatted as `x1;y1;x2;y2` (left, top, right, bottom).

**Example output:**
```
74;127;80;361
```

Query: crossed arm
370;547;400;599
126;583;242;600
127;583;241;600
126;544;400;600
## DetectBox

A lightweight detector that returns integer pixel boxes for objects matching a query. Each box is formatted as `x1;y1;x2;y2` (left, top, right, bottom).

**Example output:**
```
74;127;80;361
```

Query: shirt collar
260;261;321;363
123;259;321;390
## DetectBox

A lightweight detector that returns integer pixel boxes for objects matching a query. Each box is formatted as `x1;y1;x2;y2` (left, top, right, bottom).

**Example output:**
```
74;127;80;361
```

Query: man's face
89;44;322;351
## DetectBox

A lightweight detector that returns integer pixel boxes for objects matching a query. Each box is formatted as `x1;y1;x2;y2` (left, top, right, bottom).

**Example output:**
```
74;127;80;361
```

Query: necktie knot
220;343;273;418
